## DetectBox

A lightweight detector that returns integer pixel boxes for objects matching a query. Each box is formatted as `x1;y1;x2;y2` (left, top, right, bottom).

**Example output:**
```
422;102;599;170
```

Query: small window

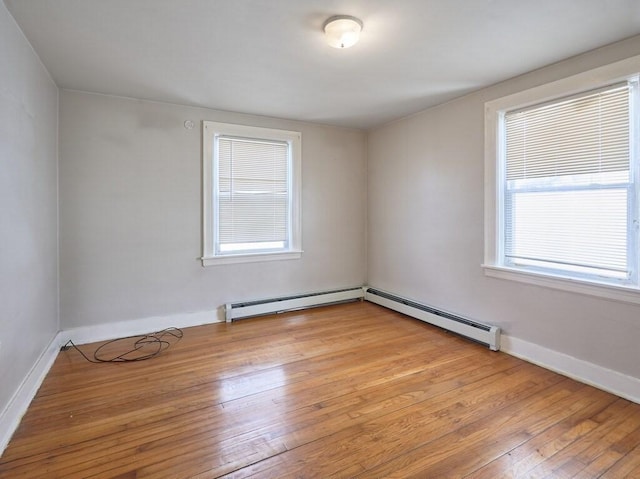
484;58;640;302
202;121;301;266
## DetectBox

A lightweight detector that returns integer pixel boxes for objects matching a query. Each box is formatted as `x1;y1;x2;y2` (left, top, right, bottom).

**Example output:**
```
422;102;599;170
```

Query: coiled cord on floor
60;327;183;363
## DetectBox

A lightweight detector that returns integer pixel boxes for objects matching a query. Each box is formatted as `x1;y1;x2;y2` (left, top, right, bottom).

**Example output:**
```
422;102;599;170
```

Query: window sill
202;250;302;266
482;264;640;306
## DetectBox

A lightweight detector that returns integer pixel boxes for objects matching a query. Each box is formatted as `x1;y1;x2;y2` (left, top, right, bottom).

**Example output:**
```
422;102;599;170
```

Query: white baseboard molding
61;309;223;346
502;335;640;404
0;331;62;456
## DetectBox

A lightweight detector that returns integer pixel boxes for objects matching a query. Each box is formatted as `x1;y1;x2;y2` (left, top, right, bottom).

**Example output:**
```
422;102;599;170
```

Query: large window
484;58;640;302
202;121;301;266
504;83;635;281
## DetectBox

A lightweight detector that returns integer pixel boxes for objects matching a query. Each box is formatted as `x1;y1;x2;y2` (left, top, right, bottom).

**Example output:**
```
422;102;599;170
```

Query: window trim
202;121;302;266
483;54;640;305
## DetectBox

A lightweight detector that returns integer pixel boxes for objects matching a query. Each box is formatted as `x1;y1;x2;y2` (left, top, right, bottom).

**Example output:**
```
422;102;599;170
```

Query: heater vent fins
364;288;500;351
365;288;491;332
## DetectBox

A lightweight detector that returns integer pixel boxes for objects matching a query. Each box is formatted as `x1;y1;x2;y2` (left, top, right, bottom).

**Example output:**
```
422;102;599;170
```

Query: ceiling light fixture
323;15;363;49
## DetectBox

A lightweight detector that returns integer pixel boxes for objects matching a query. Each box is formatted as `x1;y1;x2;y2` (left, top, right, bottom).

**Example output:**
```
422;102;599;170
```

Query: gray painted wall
368;36;640;379
59;91;367;328
0;4;59;415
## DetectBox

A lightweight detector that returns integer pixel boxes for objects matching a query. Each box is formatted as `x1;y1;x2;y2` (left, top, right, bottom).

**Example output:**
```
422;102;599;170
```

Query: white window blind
503;83;634;281
216;136;290;254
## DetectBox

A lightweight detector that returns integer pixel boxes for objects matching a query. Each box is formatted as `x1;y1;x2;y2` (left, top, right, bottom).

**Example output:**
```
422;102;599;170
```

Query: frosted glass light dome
323;16;363;49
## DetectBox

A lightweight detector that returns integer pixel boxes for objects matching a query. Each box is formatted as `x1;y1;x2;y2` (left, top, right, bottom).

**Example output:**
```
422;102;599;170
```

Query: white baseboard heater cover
225;287;365;322
365;288;501;351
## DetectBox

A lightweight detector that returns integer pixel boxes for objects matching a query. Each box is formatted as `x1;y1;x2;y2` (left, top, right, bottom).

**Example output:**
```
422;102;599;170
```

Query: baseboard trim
0;331;62;456
501;335;640;404
61;309;223;346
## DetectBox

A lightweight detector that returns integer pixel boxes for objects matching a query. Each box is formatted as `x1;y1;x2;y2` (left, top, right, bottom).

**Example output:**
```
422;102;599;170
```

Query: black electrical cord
60;327;183;363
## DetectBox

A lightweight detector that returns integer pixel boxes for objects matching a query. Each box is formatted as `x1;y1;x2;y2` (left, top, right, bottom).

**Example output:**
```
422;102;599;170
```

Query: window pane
505;188;628;276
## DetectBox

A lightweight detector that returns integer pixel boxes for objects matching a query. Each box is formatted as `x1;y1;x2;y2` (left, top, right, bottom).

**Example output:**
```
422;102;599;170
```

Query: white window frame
202;121;302;266
484;55;640;304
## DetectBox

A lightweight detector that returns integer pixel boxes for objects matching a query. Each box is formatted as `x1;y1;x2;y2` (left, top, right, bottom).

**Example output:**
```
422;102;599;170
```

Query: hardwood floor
1;301;639;478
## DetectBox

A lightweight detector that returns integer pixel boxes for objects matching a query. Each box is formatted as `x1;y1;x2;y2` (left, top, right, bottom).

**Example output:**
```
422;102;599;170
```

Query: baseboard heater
364;288;501;351
224;286;500;351
225;287;365;322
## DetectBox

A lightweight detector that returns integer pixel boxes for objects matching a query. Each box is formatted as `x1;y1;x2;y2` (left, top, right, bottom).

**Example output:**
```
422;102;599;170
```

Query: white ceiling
5;0;640;129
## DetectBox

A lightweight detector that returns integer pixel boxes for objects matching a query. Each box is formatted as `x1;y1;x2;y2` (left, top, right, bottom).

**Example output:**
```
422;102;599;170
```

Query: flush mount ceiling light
323;15;363;49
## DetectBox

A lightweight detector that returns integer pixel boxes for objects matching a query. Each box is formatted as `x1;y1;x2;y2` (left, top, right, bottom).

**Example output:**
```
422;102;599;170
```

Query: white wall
59;91;367;329
0;3;59;415
368;36;640;380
